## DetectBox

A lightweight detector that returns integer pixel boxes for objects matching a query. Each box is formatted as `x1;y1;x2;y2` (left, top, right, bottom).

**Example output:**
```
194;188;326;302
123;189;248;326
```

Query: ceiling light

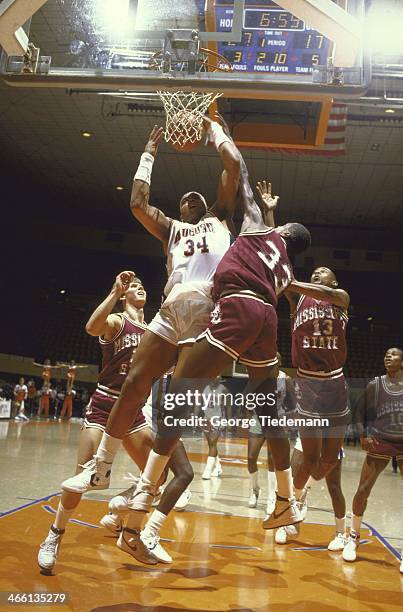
367;317;373;321
81;130;91;138
384;108;395;113
60;289;66;294
116;186;125;191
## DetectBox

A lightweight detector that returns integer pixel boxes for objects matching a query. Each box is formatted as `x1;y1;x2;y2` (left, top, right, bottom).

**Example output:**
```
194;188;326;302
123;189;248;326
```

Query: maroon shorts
295;374;350;427
199;293;278;368
83;391;147;435
367;437;403;460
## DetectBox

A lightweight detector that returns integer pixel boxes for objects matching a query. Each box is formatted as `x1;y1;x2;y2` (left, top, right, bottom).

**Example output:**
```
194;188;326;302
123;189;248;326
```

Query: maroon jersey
98;314;146;394
292;295;348;378
372;375;403;442
213;228;293;305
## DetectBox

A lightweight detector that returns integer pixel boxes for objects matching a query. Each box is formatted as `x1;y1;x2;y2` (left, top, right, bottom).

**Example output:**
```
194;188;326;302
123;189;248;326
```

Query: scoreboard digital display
210;0;336;75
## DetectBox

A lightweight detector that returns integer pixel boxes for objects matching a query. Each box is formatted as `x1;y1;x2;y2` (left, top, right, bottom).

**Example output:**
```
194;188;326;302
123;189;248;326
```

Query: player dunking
343;347;403;572
286;268;350;508
60;117;240;554
101;145;313;562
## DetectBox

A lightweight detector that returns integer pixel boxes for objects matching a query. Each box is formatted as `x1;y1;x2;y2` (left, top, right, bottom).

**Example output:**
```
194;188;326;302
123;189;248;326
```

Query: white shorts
294;435;345;459
148;281;213;346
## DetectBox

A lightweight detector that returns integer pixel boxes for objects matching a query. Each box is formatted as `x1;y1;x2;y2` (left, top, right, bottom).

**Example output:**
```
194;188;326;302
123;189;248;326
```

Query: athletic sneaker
174;489;192;511
117;527;158;564
61;457;112;493
262;495;302;529
99;512;122;536
212;457;222;477
248;487;260;508
343;532;360;561
297;498;308;521
151;486;163;507
127;477;157;512
108;474;139;514
140;531;172;563
328;532;347;551
275;524;300;544
38;526;64;572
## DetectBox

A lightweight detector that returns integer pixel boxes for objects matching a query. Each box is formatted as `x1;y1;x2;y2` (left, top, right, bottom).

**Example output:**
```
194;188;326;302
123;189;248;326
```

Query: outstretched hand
145;125;164;157
112;271;135;298
256;180;279;212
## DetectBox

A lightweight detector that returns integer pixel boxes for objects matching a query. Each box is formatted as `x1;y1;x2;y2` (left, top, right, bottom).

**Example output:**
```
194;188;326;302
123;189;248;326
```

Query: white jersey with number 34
164;214;232;297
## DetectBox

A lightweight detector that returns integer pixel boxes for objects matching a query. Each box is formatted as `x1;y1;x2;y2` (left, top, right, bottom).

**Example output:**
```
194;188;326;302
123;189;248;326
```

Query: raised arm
256;180;279;229
130;126;172;247
288;279;350;310
204;115;240;222
85;271;134;340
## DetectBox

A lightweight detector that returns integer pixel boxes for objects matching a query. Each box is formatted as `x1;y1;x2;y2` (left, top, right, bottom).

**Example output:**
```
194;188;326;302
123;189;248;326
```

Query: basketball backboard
0;0;370;99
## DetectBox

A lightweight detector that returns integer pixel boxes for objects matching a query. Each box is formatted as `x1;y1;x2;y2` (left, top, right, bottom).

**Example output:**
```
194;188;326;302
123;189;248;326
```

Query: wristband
209;122;232;150
134;152;154;185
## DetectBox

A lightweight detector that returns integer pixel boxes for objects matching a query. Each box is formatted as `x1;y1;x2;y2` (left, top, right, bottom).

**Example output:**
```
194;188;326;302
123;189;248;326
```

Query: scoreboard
206;0;339;75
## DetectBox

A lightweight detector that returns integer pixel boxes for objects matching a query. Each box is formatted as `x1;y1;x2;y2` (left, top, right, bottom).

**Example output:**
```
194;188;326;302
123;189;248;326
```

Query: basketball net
158;91;222;147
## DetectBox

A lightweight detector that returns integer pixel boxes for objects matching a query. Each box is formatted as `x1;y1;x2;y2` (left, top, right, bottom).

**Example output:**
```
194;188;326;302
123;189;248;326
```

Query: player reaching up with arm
61;119;240;502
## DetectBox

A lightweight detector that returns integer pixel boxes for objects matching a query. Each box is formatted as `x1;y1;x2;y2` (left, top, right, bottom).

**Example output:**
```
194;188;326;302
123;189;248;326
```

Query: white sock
351;514;362;534
205;456;216;470
95;432;121;463
294;487;304;500
275;467;293;499
143;509;167;538
267;471;277;497
335;516;346;534
215;455;221;465
250;470;259;490
306;476;314;489
53;502;74;531
142;450;170;486
125;510;146;532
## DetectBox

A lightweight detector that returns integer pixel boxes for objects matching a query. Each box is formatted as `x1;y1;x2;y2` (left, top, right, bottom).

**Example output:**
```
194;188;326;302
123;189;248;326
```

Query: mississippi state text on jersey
372;375;403;442
213;228;293;306
292;295;348;378
165;213;232;296
98;313;147;394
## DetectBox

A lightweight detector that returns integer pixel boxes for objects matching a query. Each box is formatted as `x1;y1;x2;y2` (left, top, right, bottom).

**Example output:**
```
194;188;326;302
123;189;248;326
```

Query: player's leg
202;427;222;479
343;454;389;562
397;457;403;476
293;431;322;492
266;447;277;514
38;427;103;572
326;459;347;551
121;339;233;557
244;365;301;529
61;330;178;494
247;433;265;507
141;441;194;563
313;432;346;481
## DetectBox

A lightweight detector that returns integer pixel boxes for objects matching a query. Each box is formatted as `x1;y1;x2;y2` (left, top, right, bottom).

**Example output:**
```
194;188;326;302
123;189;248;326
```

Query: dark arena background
0;0;402;610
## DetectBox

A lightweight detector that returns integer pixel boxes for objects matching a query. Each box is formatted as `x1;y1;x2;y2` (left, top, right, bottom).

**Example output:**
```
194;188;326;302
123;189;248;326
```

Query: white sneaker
109;474;139;514
275;524;299;544
99;512;122;536
127;477;157;512
117;528;159;564
212;457;223;477
61;457;112;493
297;498;308;521
140;531;172;563
262;495;302;530
174;489;192;511
343;533;360;562
328;532;347;551
248;487;260;508
266;492;276;515
38;526;64;572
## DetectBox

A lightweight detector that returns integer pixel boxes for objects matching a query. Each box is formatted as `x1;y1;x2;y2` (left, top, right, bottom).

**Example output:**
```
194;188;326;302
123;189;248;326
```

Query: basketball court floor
1;419;402;611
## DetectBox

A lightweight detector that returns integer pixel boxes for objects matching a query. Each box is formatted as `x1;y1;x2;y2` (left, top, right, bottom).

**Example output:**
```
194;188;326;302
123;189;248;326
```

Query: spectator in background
27;380;37;416
14;377;29;422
